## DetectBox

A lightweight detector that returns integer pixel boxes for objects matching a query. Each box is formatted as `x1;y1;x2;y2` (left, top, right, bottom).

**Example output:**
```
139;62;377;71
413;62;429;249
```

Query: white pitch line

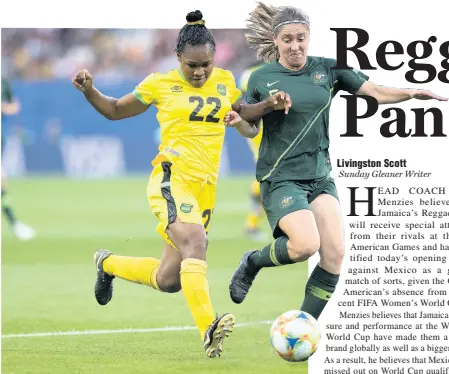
2;320;273;339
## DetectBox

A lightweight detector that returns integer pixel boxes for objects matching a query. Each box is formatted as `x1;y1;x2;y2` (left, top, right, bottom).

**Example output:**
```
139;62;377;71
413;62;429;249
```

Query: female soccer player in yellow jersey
72;10;291;358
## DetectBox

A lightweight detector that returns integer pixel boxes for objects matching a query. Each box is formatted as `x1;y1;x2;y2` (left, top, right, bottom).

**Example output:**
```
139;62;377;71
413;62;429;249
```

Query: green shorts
260;174;339;239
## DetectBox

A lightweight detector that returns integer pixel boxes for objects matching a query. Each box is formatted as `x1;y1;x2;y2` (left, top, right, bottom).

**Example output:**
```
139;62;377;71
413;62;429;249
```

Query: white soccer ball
270;310;321;362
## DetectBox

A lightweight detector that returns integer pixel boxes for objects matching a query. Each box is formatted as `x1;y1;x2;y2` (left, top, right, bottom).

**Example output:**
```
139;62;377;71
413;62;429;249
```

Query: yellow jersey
239;64;264;163
133;68;242;184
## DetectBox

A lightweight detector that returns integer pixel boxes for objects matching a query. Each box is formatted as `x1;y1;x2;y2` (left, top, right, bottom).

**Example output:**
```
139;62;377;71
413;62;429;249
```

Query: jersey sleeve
245;71;261;104
132;73;159;105
326;58;369;94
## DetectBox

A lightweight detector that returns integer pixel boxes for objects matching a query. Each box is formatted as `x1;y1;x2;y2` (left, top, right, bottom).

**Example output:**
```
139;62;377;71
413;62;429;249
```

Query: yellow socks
250;179;261;197
180;258;215;339
103;255;161;290
246;213;260;230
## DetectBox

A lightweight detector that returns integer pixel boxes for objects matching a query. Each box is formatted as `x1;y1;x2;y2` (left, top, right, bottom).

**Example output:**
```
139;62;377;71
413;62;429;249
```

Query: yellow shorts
147;162;216;248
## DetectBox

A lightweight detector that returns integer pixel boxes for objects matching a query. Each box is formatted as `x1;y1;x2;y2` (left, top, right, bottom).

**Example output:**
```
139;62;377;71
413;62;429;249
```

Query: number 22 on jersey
189;96;222;123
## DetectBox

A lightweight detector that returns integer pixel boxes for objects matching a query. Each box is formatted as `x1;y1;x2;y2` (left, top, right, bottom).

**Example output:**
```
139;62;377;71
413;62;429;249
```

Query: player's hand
410;89;448;101
266;91;292;114
72;69;94;93
224;111;242;127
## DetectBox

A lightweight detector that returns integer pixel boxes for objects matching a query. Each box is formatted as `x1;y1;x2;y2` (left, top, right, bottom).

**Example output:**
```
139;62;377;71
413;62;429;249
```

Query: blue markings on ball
287;337;298;348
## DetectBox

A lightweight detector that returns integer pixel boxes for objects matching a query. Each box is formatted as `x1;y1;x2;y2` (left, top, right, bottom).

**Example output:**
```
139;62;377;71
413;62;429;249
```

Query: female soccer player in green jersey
1;77;36;241
227;3;447;320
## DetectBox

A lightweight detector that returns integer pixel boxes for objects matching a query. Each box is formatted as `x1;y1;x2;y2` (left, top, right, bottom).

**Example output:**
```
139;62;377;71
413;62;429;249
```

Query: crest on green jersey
311;71;328;85
180;203;194;213
280;196;295;208
217;84;226;96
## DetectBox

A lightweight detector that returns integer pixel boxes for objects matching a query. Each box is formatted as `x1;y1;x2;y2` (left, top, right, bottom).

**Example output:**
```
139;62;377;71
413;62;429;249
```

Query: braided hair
245;2;310;62
175;10;216;54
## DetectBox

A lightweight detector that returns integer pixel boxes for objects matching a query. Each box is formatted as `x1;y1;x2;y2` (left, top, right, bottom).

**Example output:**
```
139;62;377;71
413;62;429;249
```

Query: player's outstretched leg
203;313;235;358
230;209;320;304
93;248;166;305
94;249;115;305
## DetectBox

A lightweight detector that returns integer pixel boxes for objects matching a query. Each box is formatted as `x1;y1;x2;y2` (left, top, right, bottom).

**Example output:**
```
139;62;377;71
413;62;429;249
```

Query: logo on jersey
217;84;226;96
180;203;194;213
311;71;328;85
267;81;279;87
171;85;183;92
280;196;295;208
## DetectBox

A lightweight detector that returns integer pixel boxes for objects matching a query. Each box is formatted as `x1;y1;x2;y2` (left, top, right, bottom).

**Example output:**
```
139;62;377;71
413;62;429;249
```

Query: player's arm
330;58;448;105
233;91;291;122
72;69;149;120
85;89;147;121
224;111;260;138
232;70;291;121
356;81;447;104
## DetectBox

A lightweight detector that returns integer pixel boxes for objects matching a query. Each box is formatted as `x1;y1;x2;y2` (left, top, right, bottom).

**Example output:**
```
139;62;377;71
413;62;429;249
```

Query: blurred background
2;29;255;80
1;28;258;178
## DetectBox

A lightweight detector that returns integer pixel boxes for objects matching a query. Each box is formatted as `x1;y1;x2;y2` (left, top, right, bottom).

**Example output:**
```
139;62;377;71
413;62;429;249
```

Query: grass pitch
2;177;308;374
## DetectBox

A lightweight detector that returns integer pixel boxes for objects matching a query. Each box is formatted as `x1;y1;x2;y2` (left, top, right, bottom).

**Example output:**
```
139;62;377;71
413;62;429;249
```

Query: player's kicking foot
203;313;235;358
93;249;114;306
12;221;36;241
229;250;259;304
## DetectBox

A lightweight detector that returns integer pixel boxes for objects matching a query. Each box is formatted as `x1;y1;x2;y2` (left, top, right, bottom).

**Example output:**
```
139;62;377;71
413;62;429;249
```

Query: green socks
300;265;340;320
248;236;294;271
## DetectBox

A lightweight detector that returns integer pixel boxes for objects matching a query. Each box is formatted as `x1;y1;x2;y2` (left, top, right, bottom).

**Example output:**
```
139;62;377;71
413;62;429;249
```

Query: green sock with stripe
248;236;294;272
300;265;340;320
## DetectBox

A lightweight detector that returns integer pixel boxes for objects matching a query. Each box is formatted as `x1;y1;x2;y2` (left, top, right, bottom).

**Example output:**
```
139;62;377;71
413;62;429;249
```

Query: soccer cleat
229;250;259;304
12;221;36;241
93;249;115;306
203;313;235;358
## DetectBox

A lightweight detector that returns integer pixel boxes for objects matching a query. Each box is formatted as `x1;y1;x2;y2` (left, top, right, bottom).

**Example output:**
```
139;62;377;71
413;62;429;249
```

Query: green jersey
246;56;368;182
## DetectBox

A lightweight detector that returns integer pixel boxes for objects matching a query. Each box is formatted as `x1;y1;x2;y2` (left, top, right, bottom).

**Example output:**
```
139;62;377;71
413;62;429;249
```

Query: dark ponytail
175;10;216;54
